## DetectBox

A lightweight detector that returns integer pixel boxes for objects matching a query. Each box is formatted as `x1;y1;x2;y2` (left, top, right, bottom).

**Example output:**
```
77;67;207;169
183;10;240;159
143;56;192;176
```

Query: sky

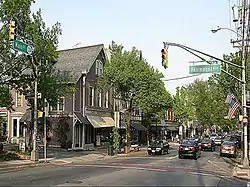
31;0;239;95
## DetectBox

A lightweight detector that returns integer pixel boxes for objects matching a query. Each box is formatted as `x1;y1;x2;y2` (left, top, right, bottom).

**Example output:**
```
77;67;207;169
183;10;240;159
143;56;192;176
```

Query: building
113;99;147;145
49;44;115;150
150;108;179;141
1;90;29;144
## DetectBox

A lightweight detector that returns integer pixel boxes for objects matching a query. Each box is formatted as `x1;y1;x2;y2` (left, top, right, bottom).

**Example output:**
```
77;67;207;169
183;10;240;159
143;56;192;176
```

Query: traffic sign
189;64;221;74
13;40;32;54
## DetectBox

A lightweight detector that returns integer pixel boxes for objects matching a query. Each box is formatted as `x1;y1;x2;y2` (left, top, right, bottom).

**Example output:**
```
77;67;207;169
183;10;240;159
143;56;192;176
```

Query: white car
214;137;222;145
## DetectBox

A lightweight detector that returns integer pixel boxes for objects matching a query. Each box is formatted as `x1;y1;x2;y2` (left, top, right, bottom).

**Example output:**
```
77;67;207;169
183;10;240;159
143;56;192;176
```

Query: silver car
220;141;237;158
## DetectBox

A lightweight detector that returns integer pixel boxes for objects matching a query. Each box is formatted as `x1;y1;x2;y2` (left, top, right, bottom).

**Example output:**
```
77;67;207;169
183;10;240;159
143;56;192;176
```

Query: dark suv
178;140;201;159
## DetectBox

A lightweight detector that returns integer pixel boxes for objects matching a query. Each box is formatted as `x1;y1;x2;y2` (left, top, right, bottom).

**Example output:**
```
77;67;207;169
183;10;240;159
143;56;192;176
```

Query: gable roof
54;44;104;80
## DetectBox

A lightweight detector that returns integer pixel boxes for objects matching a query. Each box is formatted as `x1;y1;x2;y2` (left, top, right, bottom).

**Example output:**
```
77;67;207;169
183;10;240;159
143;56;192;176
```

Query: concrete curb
232;164;250;180
0;162;49;173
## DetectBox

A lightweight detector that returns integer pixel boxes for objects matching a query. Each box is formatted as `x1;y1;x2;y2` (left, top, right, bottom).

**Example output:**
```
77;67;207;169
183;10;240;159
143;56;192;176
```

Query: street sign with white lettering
13;40;32;54
189;64;221;74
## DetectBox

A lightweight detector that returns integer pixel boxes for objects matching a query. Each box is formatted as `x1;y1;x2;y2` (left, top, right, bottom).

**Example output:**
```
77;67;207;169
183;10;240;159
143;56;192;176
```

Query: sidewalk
232;164;250;180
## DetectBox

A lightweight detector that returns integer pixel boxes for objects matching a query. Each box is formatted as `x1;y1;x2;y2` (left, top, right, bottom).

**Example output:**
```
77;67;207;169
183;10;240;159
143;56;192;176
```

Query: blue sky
32;0;238;95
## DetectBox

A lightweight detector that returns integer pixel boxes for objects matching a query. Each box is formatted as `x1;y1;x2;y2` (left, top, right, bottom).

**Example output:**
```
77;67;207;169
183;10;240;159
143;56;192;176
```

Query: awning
87;116;115;128
20;109;32;123
131;122;147;131
166;126;178;131
74;112;89;124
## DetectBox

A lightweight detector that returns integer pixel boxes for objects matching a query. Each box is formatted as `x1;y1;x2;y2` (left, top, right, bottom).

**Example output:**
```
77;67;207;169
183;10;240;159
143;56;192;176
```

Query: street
0;146;248;186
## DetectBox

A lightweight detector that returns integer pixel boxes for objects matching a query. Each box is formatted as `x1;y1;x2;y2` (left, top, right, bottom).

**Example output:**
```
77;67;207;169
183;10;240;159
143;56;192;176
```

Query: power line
162;74;202;82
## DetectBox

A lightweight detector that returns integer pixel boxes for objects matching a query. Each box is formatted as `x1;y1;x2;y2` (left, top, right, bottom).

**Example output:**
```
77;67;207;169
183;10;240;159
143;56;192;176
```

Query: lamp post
211;26;243;37
211;1;249;167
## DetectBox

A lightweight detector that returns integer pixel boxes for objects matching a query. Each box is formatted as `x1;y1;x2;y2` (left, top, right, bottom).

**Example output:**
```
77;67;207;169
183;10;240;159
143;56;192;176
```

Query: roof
54;44;104;80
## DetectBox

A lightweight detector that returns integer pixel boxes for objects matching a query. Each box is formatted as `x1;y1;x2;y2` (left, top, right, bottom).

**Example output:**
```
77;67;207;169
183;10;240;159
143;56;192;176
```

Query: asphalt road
0;146;248;186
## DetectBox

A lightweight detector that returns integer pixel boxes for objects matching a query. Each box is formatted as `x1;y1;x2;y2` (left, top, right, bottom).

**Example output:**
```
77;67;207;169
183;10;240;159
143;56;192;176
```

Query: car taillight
178;146;183;150
231;147;235;151
190;147;196;151
207;144;211;146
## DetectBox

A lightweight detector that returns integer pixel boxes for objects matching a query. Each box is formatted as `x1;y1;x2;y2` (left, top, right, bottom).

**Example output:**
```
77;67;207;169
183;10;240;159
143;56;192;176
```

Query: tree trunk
126;111;131;153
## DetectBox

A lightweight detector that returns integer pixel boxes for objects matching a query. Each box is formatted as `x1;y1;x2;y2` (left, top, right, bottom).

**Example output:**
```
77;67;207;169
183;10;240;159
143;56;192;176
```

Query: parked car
147;140;169;155
210;133;218;141
178;139;201;159
220;141;237;158
214;136;222;146
200;138;215;151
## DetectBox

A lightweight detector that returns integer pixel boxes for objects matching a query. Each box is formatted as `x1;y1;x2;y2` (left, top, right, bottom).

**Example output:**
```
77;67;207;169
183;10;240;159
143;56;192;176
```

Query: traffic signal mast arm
163;42;243;83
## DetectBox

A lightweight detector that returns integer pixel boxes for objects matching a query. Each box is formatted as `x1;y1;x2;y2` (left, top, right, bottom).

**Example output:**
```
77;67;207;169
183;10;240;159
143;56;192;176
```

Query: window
98;92;102;107
16;91;22;107
99;61;103;75
51;104;57;111
105;91;109;108
13;119;17;137
95;60;103;76
58;97;65;111
95;61;99;75
19;123;23;137
3;123;6;136
89;87;94;106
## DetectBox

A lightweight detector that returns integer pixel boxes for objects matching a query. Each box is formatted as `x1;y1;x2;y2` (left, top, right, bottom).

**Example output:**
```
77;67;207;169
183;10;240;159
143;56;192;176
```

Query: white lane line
207;160;231;173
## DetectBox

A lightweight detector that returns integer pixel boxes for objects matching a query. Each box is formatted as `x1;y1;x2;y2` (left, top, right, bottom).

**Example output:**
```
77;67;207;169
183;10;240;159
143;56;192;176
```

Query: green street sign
13;40;31;54
189;64;221;74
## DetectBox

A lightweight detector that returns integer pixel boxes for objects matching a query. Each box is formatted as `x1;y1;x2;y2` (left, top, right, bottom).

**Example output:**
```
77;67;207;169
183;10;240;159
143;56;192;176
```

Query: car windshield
201;139;211;143
222;141;235;146
182;140;195;145
215;137;221;140
151;141;163;146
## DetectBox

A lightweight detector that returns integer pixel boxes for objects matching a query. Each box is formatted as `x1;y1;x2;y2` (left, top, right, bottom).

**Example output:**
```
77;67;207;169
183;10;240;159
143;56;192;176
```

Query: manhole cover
66;180;83;184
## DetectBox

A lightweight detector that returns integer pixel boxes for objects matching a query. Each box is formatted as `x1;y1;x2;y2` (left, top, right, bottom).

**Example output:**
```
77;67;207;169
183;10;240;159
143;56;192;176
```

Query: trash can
107;144;114;156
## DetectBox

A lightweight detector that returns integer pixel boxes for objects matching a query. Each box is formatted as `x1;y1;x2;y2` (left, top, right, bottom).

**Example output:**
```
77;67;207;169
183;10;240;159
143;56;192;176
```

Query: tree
0;0;75;107
98;41;172;150
0;0;75;150
173;86;195;122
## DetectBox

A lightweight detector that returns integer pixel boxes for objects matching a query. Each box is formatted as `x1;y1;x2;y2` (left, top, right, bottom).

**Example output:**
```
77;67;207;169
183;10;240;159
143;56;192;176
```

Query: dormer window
95;60;103;76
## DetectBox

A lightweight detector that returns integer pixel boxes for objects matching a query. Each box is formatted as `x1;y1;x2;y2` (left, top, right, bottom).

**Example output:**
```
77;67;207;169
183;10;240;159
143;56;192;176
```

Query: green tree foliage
98;41;172;148
173;86;195;122
0;0;75;109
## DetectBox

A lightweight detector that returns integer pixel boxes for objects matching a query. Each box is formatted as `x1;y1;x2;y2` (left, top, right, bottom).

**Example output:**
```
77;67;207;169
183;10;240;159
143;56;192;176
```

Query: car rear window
202;139;211;143
182;140;195;145
222;141;235;146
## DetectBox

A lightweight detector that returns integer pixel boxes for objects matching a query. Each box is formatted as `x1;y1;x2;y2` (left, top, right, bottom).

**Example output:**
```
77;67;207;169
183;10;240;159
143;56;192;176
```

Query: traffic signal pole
240;0;249;168
9;18;39;161
31;57;39;161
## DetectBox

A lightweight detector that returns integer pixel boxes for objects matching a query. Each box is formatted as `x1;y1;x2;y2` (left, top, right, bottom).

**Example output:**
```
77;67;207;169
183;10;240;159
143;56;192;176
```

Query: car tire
178;154;183;159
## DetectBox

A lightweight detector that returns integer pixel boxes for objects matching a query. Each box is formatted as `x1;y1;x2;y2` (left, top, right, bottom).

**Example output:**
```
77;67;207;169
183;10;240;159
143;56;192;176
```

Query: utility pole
31;59;39;161
44;98;47;162
240;0;249;168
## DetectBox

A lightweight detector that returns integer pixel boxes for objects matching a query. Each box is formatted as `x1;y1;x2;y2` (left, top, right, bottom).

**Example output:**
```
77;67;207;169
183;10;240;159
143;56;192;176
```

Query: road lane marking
65;163;231;179
207;160;231;174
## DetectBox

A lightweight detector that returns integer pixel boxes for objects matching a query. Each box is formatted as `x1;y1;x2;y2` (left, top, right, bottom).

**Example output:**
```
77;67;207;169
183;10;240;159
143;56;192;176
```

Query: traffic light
9;20;16;41
161;48;168;69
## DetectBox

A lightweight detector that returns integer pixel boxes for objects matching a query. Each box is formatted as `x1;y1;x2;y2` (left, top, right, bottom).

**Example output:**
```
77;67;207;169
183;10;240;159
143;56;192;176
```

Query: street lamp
211;26;243;37
211;22;249;167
